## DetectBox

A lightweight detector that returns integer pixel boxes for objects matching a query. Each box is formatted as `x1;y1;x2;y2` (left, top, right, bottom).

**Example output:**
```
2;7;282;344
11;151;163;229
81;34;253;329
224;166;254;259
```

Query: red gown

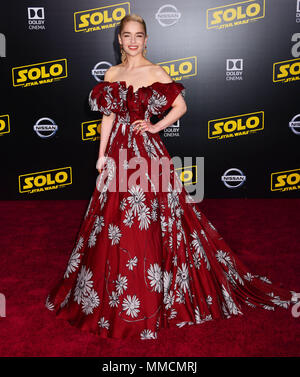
45;80;299;340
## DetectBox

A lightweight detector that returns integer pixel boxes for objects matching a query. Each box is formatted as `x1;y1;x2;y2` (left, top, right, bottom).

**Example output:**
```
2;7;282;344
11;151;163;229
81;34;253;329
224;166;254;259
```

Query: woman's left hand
132;119;158;134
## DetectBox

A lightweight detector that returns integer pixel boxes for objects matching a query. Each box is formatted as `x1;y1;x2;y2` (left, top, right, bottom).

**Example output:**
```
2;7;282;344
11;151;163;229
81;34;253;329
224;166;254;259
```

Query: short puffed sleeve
88;81;121;116
149;81;186;119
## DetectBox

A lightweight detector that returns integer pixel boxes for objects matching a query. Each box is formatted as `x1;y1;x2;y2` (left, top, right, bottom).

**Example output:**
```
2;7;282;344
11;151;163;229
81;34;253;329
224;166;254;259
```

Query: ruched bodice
89;80;186;122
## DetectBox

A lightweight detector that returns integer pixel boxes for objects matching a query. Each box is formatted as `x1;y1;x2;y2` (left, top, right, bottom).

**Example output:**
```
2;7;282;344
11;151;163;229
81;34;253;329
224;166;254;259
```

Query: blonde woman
46;13;299;341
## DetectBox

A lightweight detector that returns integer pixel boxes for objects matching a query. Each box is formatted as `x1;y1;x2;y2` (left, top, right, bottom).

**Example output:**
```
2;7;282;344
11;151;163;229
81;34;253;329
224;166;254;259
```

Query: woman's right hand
96;155;107;174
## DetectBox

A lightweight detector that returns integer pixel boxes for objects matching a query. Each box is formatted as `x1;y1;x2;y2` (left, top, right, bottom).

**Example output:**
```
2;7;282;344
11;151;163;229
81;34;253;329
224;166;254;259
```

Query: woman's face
118;20;147;58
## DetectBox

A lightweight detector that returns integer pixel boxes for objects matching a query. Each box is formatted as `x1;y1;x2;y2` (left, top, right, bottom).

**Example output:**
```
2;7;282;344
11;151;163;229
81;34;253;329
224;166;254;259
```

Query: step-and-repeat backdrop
0;0;299;200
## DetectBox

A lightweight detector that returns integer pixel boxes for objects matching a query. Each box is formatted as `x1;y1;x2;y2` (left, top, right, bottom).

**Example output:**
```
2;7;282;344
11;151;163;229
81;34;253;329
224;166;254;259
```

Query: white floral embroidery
74;265;94;304
164;291;175;310
261;304;275;311
192;206;201;220
115;274;128;296
167;182;179;214
244;272;255;282
88;233;97;248
172;254;178;267
128;185;146;216
126;256;138;270
147;89;168;115
109;291;119;307
168;308;177;319
138;204;151;230
81;289;100;315
123;209;134;227
64;246;81;279
258;275;272;284
143;138;158;160
122;295;140;318
216;250;232;266
191;230;210;270
270;295;290;308
221;284;243;316
140;329;157;339
98;317;110;329
147;263;163;293
176;263;190;294
45;295;54;311
120;198;127;211
60;290;71;309
108;224;122;245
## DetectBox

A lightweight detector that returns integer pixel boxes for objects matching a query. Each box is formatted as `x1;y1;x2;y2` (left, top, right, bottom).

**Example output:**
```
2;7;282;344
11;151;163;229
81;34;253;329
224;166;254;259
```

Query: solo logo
207;0;265;30
273;57;300;83
271;168;300;192
19;167;72;194
0;114;10;136
12;59;68;87
175;165;198;186
208;111;264;140
74;2;130;33
172;156;204;203
158;56;197;81
82;119;101;141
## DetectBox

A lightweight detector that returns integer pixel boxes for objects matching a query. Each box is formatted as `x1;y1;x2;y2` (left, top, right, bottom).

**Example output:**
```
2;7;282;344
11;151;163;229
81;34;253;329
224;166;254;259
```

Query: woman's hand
96;155;107;174
132;119;158;135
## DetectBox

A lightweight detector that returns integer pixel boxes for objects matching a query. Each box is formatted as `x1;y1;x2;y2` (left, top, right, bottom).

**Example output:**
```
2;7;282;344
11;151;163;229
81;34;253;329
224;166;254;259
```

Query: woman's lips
128;46;138;50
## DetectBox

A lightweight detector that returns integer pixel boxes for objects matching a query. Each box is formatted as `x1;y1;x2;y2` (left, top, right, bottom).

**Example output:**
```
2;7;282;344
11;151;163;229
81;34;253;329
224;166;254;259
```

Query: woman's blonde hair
118;14;147;63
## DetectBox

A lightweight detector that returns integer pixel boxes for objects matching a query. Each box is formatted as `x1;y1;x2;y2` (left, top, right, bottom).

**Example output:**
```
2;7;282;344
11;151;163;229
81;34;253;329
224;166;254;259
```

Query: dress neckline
104;80;175;95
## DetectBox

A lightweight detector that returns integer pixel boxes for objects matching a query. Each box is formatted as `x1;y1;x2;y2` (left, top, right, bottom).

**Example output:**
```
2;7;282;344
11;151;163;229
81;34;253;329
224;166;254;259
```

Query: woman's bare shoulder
104;62;172;84
103;65;120;81
152;64;173;83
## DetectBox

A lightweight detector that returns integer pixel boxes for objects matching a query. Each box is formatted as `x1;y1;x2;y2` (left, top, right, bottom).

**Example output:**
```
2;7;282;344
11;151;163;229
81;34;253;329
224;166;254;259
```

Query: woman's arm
98;69;116;158
154;94;187;132
154;67;187;132
98;112;116;157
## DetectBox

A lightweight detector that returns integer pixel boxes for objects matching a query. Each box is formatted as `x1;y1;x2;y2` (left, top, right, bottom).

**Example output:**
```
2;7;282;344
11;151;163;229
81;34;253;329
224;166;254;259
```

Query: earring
120;44;126;63
143;45;147;57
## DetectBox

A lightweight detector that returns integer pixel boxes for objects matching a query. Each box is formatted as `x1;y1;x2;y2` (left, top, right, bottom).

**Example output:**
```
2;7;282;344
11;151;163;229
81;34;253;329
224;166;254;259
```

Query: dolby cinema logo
91;61;112;82
33;118;58;138
221;168;246;189
163;119;180;138
289;114;300;135
28;7;46;30
226;59;243;80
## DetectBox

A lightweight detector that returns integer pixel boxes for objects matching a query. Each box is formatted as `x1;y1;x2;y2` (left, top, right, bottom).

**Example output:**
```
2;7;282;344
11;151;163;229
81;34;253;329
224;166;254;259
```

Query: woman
45;14;299;340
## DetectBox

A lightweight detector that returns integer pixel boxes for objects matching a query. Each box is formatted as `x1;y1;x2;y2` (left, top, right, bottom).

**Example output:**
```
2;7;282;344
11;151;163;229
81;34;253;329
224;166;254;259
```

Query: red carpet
0;198;299;357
